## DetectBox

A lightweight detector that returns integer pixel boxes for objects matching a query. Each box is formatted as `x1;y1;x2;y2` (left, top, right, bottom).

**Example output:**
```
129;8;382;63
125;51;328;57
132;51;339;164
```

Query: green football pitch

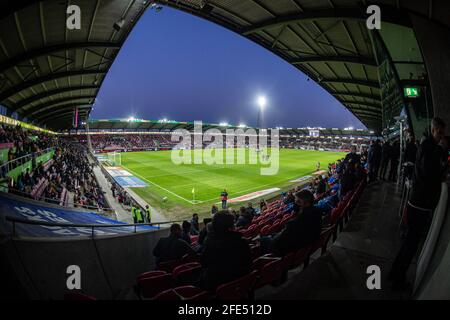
120;148;345;217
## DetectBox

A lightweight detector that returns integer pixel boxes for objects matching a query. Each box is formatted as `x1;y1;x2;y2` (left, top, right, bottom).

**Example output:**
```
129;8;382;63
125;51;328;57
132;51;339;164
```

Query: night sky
92;6;365;129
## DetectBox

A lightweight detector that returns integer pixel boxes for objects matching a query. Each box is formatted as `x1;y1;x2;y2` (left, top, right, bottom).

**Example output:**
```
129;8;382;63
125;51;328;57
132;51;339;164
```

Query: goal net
107;152;122;166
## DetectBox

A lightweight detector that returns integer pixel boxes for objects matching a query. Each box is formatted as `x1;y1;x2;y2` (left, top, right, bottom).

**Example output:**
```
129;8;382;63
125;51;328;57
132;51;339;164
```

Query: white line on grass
122;166;194;204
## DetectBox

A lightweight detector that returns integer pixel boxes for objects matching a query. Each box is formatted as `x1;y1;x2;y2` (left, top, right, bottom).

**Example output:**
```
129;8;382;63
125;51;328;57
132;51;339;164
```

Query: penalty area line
121;166;195;205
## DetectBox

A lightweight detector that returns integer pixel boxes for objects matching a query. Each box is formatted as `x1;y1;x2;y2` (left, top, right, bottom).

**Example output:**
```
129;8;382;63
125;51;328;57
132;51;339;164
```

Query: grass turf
119;148;345;219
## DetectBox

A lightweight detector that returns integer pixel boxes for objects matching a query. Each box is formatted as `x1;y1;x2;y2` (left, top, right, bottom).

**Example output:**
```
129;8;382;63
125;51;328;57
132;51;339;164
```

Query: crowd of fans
8;141;107;209
0;124;56;171
88;134;176;152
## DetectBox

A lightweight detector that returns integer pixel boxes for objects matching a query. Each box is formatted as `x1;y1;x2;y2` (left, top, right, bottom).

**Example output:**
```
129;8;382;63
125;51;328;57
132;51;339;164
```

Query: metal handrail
5;215;187;238
0;147;55;173
7;188;115;213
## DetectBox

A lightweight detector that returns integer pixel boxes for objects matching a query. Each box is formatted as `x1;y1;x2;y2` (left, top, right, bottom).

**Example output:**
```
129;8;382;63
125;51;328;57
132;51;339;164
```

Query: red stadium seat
137;273;173;299
253;258;285;289
172;262;202;286
182;253;201;264
309;226;334;257
157;259;182;272
216;271;258;300
64;292;96;300
153;286;211;301
260;225;271;236
137;270;167;281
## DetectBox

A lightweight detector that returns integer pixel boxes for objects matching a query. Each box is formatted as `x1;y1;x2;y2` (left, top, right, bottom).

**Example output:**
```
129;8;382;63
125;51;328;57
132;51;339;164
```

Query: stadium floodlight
219;122;229;127
238;123;247;128
257;95;267;110
128;116;135;122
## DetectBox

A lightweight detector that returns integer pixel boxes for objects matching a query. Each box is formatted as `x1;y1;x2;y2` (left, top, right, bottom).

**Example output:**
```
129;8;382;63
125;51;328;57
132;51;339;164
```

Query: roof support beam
10;85;100;113
36;104;91;122
24;95;95;118
0;70;106;102
242;7;411;35
341;101;382;110
291;55;377;66
0;42;120;74
322;78;380;90
332;91;381;101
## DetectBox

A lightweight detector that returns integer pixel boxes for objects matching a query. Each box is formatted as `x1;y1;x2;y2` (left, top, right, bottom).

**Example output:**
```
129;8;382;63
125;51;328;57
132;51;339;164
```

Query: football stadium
1;0;450;307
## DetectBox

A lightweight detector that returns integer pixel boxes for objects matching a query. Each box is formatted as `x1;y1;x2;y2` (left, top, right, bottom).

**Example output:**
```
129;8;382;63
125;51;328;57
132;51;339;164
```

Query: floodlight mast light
256;95;267;129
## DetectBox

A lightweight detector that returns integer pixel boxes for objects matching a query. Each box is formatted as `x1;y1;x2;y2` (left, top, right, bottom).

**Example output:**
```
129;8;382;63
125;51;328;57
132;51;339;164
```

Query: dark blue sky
92;6;364;129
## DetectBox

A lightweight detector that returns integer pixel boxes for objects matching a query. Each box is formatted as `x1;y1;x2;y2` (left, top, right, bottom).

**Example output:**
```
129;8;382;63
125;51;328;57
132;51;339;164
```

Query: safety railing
0;147;55;177
7;188;115;214
5;216;187;238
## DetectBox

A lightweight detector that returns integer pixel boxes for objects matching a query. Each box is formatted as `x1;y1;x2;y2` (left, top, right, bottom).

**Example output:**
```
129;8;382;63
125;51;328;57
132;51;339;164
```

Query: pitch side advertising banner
0;194;156;237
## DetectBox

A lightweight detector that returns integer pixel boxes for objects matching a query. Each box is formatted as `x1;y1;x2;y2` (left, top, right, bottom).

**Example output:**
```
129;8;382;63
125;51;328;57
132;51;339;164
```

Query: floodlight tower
256;95;267;129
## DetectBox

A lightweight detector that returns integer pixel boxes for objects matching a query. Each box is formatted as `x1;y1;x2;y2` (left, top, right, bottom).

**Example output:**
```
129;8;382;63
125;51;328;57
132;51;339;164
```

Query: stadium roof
0;0;150;130
1;1;439;132
85;118;374;136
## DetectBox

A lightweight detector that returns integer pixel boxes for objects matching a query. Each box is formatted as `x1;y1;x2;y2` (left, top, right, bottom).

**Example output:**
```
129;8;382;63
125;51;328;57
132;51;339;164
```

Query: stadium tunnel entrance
1;0;450;300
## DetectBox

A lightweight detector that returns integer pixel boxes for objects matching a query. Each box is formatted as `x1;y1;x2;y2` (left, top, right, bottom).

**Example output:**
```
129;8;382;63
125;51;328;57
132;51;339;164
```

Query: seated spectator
181;220;192;244
153;223;194;264
190;213;200;235
259;199;267;212
235;206;253;228
246;202;256;216
261;190;323;256
198;218;213;247
199;211;252;290
211;204;218;216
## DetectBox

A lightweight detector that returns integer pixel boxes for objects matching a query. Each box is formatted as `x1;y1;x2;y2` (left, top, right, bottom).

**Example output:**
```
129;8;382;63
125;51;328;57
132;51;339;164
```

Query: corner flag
192;187;195;194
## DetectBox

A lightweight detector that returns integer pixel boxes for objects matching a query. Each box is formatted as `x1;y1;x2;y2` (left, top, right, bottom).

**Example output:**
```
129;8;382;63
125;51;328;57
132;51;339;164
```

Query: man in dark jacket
388;141;401;181
270;190;323;256
368;139;382;182
389;117;447;289
153;223;194;264
199;211;252;290
379;141;391;180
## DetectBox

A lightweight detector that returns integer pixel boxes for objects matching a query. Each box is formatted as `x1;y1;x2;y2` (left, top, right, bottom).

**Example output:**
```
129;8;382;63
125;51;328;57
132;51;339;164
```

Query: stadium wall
2;228;170;299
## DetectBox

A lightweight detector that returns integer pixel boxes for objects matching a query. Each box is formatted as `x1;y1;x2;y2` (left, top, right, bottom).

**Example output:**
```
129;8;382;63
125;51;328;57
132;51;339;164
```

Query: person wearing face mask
389;117;448;290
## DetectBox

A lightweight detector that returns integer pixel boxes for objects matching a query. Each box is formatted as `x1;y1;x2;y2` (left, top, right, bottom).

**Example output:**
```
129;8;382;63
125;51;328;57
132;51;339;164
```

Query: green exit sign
404;87;420;98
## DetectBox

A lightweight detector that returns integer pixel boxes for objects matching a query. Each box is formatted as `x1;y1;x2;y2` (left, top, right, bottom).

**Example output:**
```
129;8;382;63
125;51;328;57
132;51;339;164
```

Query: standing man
379;141;391;180
389;117;447;290
145;205;151;224
388;141;401;182
220;189;228;209
368;140;382;182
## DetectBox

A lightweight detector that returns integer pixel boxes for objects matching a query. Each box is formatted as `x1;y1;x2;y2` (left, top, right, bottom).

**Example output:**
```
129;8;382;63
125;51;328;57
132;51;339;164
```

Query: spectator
211;204;218;216
198;218;213;247
379;141;391;180
181;221;192;244
344;145;361;164
190;213;200;235
153;223;194;264
235;206;253;228
368;139;382;182
261;190;323;256
388;141;400;181
259;199;267;212
199;211;252;290
389;117;448;290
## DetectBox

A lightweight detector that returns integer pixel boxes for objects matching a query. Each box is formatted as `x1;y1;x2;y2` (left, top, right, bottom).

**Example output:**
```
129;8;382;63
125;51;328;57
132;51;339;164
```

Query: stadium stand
2;0;450;303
